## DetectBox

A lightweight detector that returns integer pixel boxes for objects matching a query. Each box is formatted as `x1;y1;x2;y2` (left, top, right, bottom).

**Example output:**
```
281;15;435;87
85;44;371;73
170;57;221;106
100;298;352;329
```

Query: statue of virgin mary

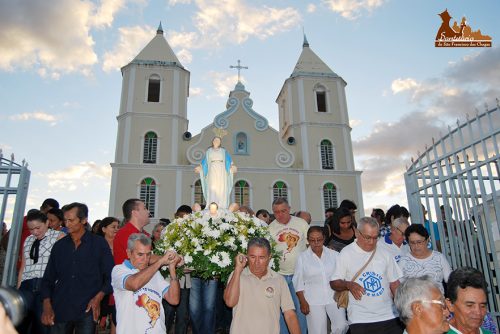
195;136;237;209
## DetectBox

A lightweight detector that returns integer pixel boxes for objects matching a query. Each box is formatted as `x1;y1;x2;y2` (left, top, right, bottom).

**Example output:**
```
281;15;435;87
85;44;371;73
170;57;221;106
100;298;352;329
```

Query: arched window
323;183;338;210
320;139;334;169
273;181;288;201
140;177;156;217
147;74;161;102
234;180;250;206
143;131;158;164
235;132;248;154
194;179;206;207
315;86;327;112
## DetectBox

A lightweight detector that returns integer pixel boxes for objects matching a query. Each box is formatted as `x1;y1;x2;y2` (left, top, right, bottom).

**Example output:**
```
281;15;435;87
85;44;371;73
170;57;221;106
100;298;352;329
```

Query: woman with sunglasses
398;224;452;293
17;209;64;334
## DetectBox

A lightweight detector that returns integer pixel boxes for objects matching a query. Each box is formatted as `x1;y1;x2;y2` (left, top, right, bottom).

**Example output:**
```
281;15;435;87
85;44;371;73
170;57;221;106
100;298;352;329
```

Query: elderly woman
325;207;355;252
293;226;348;334
394;276;450;334
17;210;64;334
398;224;452;293
377;217;409;263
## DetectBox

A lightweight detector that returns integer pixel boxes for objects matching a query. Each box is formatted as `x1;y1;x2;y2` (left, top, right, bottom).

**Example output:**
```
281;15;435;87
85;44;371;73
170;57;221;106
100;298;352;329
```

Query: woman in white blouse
293;226;348;334
398;224;452;293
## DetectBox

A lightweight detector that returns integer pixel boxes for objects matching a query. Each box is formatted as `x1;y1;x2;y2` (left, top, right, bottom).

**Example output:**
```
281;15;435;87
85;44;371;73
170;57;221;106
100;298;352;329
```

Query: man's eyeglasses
394;226;406;236
418;299;447;310
357;230;379;242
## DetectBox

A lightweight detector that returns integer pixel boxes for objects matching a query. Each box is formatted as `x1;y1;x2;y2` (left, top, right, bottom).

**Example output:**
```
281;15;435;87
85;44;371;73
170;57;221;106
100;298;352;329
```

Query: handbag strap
350;247;376;282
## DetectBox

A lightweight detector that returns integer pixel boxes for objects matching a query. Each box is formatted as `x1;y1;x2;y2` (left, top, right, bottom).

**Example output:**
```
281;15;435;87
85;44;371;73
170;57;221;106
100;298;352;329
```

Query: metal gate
405;102;500;326
0;150;30;286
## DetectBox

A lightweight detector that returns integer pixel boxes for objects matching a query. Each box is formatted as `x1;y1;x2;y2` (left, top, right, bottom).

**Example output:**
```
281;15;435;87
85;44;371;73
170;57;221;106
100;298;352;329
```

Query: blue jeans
18;278;50;334
164;287;190;334
189;277;218;334
48;312;95;334
279;274;308;334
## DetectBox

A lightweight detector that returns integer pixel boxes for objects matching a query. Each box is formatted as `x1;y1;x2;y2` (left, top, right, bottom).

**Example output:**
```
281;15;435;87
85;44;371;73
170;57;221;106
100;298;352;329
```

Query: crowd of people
0;197;498;334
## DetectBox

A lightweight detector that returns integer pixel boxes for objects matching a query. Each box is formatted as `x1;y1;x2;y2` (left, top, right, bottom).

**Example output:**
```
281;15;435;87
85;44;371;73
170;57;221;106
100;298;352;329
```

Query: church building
108;24;363;225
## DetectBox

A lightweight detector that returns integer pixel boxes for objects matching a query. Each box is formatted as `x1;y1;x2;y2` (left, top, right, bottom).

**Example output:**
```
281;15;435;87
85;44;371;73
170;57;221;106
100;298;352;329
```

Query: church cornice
289;122;352;130
110;163;362;176
290;72;339;79
132;59;184;68
121;60;188;73
117;112;188;122
285;73;347;87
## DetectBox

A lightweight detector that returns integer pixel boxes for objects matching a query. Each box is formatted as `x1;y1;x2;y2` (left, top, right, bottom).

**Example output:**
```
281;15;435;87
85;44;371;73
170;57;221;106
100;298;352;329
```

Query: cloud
355;48;500;201
349;119;362;128
9;111;61;126
192;0;302;46
190;87;203;97
89;0;126;28
358;157;407;195
354;112;444;157
207;71;240;97
447;47;500;87
102;25;153;72
391;78;419;94
0;0;125;76
42;161;111;191
166;31;199;49
321;0;385;20
168;0;191;5
307;4;317;13
0;143;13;152
176;49;193;65
102;1;301;72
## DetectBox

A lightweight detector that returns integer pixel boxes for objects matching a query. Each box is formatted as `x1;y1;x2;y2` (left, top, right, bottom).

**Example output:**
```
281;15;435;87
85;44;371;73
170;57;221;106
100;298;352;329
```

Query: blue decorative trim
214;83;269;131
162;285;170;297
242;97;269;131
214;97;239;129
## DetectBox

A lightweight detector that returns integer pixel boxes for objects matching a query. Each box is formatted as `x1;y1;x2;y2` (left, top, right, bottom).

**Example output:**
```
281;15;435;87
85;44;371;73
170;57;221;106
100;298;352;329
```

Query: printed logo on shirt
136;294;161;327
277;229;301;253
358;272;384;297
265;286;275;298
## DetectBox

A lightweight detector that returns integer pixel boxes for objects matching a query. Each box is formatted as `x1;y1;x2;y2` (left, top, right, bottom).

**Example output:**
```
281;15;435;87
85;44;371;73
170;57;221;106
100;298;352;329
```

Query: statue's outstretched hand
194;165;201;174
230;165;237;173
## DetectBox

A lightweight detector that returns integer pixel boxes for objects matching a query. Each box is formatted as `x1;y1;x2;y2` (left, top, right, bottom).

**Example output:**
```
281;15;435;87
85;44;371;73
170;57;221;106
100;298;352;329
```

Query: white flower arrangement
154;209;280;283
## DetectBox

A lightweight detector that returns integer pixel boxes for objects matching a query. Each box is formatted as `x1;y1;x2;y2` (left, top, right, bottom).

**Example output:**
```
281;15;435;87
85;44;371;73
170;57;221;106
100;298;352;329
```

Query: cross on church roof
229;59;248;82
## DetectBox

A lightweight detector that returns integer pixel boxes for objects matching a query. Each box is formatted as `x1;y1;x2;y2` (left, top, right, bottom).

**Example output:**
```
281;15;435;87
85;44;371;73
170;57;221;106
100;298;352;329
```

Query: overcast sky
0;0;498;225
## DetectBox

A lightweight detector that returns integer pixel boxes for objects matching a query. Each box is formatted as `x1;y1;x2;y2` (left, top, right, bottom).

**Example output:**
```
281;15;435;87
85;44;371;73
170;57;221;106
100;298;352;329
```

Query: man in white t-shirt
331;217;404;334
112;233;181;334
268;197;308;334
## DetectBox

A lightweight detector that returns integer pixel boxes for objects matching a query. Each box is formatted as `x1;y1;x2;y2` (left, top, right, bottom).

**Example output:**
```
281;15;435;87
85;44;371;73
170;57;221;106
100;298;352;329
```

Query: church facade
109;25;363;225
